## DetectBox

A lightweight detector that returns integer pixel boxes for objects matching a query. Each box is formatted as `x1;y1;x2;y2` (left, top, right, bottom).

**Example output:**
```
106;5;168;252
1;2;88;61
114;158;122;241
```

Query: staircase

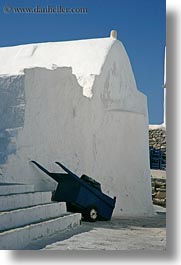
0;183;81;250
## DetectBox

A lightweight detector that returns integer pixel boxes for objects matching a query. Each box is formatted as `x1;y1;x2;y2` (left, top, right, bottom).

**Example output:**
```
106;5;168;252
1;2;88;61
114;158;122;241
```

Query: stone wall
149;127;166;154
151;177;166;207
149;126;166;170
149;126;166;207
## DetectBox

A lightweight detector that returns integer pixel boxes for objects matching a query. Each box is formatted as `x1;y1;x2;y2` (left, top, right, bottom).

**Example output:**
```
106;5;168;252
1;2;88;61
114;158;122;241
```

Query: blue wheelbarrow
31;161;116;222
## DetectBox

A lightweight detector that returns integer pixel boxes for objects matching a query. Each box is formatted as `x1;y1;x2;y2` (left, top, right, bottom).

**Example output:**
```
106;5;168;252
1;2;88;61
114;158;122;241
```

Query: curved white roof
0;38;116;76
0;37;119;97
0;37;147;113
0;37;140;102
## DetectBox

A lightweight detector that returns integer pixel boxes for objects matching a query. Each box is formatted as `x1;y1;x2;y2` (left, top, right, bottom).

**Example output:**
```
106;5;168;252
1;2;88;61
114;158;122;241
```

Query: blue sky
0;0;166;124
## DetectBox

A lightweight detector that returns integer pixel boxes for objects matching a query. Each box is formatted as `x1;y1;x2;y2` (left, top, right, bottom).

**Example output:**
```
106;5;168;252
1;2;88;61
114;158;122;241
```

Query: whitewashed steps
0;191;52;211
0;183;82;249
0;212;81;250
0;183;34;195
0;202;67;232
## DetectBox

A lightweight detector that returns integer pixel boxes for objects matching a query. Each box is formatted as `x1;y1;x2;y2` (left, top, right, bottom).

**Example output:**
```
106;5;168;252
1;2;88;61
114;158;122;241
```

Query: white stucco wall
0;38;153;216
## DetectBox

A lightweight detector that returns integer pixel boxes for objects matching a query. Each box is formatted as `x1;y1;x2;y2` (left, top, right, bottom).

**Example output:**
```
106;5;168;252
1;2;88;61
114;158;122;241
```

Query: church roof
0;37;116;77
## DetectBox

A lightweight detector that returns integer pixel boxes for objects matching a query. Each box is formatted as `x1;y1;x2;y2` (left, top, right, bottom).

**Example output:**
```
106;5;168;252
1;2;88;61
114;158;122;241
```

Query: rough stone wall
151;177;166;207
149;128;166;154
149;127;166;207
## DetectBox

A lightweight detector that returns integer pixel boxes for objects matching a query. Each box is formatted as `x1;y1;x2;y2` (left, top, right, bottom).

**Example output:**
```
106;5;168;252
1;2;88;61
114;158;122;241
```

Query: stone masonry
149;126;166;208
149;127;166;154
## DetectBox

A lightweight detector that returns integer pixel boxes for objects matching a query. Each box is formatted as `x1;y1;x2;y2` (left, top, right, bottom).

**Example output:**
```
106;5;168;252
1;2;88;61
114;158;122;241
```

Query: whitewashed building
0;32;154;217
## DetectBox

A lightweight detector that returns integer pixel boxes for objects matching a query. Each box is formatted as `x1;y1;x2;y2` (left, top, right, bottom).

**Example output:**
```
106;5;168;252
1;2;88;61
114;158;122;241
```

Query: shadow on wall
0;75;25;165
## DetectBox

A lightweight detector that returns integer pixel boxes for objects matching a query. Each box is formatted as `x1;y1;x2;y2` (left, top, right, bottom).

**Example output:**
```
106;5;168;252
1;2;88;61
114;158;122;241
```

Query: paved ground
43;209;166;251
151;169;166;179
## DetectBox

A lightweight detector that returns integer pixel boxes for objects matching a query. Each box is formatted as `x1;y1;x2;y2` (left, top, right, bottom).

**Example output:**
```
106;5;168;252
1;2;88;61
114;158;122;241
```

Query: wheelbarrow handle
31;160;50;175
31;160;65;183
55;162;80;179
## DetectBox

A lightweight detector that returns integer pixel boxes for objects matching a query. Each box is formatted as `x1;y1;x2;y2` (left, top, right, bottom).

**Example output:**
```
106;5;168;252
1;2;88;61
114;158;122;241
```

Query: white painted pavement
44;211;166;251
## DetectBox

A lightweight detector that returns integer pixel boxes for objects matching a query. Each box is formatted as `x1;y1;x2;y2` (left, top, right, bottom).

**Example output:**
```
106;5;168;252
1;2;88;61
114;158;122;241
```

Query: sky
0;0;166;124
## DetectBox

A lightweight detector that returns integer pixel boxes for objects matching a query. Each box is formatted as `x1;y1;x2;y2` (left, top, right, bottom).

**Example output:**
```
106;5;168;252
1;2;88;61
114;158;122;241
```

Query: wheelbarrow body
31;161;116;221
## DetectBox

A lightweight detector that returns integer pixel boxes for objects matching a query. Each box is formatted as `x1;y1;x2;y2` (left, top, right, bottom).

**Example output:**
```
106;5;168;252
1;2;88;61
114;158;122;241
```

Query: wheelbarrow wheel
85;206;98;222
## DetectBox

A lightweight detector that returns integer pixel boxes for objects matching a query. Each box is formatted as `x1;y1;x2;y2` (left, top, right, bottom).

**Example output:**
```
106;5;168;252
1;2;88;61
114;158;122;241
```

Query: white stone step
0;202;67;232
0;213;81;249
0;191;52;211
0;183;34;195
